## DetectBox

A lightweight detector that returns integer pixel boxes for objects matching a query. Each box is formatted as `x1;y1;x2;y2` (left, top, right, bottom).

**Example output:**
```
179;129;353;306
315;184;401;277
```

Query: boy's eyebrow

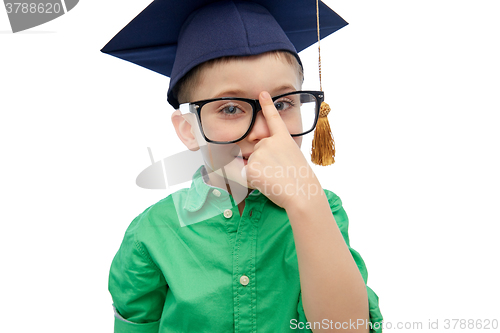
212;85;298;99
212;89;248;99
271;85;299;96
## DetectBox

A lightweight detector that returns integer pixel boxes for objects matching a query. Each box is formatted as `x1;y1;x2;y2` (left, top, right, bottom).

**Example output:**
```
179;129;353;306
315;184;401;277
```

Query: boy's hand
244;91;323;209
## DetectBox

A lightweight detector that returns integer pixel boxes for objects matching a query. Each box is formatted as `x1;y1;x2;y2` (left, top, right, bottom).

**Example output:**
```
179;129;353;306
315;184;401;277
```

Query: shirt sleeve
109;215;167;333
297;190;383;333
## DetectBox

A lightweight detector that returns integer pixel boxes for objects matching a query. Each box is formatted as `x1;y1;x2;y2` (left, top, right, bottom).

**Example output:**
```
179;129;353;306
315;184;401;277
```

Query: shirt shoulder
323;188;342;208
123;188;190;239
322;188;350;246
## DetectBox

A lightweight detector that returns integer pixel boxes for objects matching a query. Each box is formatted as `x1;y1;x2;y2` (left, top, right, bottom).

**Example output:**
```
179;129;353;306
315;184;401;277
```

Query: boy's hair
175;50;304;105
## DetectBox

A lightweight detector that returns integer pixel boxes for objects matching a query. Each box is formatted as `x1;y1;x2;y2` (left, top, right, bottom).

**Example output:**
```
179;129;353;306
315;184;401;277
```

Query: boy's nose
246;111;271;142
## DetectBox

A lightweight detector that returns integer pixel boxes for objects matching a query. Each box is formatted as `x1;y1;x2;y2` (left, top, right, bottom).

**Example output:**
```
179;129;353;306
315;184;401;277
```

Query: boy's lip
235;153;252;165
237;153;252;160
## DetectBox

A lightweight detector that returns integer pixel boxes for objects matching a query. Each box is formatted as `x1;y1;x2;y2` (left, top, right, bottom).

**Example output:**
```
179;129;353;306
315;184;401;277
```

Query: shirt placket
231;198;261;333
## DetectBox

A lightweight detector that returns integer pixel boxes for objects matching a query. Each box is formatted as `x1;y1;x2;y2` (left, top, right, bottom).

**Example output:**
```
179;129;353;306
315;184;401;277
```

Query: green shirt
109;167;383;332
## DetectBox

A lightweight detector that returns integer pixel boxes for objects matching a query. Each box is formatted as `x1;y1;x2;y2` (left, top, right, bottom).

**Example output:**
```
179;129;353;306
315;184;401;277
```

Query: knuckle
258;138;270;147
251;149;261;159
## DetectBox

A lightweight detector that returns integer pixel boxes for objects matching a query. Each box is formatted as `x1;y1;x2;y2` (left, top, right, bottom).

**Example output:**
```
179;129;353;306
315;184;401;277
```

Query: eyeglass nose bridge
244;100;264;138
252;100;263;114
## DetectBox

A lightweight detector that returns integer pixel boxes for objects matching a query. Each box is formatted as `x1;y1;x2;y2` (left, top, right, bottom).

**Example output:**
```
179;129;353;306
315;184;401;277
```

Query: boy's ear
171;110;201;151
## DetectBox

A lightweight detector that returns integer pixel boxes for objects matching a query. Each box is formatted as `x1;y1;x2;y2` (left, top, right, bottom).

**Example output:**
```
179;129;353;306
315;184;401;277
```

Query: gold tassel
311;0;335;166
311;101;335;166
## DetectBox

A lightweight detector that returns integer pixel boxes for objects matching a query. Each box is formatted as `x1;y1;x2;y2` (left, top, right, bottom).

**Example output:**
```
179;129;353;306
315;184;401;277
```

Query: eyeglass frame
179;90;324;144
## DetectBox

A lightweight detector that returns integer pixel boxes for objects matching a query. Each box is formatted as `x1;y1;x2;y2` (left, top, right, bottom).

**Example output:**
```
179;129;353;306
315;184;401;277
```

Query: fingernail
261;91;271;100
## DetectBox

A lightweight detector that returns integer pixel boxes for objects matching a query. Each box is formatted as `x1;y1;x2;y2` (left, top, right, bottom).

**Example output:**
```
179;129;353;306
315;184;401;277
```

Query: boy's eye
215;102;247;116
274;99;294;111
222;105;240;114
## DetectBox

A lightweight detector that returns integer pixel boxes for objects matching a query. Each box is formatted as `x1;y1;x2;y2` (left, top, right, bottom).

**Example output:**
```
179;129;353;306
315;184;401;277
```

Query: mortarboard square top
101;0;348;109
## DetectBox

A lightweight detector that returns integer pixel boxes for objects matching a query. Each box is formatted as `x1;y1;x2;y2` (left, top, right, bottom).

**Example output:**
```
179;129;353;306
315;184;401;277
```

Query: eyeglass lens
200;92;317;142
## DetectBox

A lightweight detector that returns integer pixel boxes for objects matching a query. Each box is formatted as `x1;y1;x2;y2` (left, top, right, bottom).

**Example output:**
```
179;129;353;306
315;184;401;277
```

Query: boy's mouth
236;153;251;165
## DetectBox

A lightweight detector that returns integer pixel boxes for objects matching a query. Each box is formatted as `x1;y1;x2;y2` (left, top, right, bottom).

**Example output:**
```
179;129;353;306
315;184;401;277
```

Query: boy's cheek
199;143;240;170
293;136;302;148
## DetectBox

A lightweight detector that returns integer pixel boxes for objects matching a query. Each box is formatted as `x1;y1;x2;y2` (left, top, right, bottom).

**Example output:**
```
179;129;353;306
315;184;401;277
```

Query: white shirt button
223;209;233;218
212;189;221;197
240;275;249;286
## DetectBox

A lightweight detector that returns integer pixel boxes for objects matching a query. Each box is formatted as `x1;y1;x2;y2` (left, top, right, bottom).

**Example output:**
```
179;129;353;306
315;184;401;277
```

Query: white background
1;0;499;332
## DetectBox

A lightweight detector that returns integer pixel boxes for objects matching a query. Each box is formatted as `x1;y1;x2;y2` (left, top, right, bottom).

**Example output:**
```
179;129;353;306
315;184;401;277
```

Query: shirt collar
183;165;261;213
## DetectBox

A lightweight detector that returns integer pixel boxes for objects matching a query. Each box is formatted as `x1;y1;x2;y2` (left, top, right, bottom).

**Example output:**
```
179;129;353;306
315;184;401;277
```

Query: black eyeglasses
179;91;324;144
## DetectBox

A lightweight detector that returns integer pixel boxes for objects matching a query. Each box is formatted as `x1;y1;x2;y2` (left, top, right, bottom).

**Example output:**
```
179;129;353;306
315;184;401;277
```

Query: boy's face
175;53;303;190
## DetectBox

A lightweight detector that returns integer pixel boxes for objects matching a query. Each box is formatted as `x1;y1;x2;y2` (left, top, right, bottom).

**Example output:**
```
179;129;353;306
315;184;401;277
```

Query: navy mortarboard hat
101;0;347;108
101;0;347;166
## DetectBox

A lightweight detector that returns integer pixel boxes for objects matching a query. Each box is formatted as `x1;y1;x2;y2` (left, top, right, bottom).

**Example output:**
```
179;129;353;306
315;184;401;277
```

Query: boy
103;1;383;332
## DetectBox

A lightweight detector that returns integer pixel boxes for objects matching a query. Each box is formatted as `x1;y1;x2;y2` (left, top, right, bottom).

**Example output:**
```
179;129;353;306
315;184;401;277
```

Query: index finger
259;91;289;136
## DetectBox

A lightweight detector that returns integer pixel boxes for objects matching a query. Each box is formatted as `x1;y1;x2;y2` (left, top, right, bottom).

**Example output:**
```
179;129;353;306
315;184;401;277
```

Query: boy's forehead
101;0;348;109
192;53;303;100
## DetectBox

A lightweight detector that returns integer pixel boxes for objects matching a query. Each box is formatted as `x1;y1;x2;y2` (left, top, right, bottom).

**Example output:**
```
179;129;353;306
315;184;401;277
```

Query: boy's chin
206;158;252;188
